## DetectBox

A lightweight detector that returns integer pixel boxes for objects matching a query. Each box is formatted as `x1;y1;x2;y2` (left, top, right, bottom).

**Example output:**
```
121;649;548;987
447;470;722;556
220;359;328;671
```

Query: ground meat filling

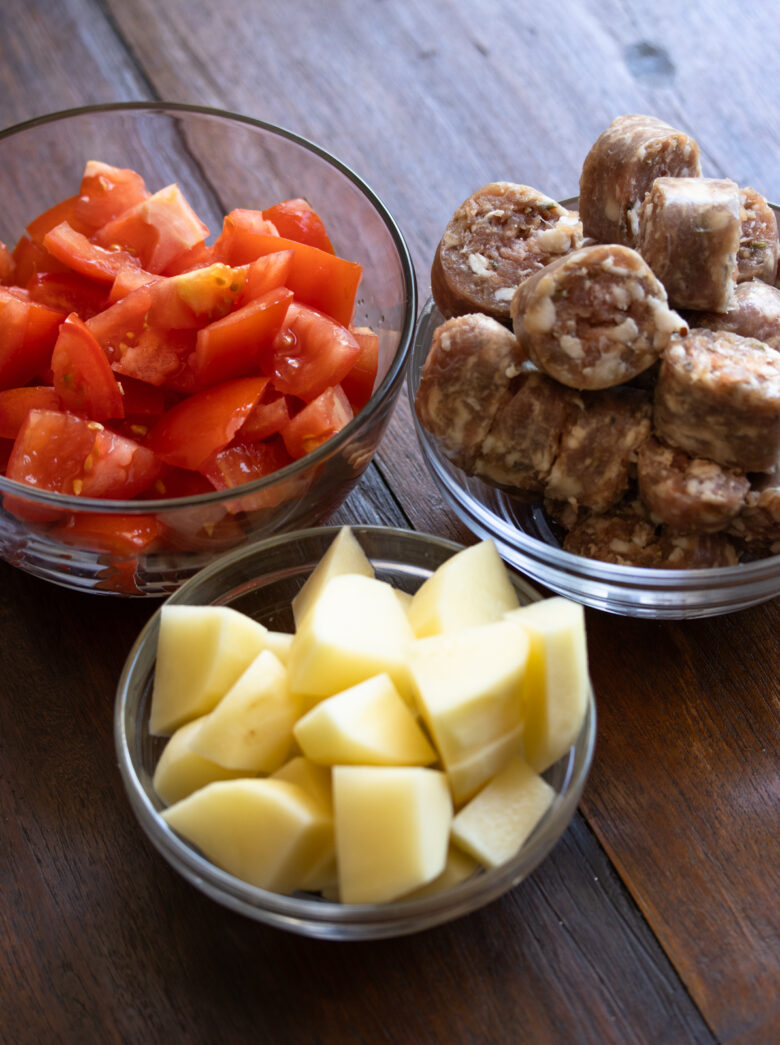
727;475;780;555
694;280;780;351
738;187;780;284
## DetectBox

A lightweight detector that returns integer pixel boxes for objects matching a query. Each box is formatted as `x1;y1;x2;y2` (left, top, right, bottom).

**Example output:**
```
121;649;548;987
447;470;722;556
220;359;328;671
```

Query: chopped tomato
93;183;209;274
213;209;280;264
51;313;125;420
86;282;154;362
0;386;61;439
341;326;380;409
0;241;14;284
238;251;294;305
0;287;65;390
262;302;361;401
26;195;93;246
27;271;108;318
44;222;143;284
112;327;197;391
74;161;149;230
162;239;216;276
262;198;334;254
147;263;247;329
52;510;164;555
147;463;215;499
11;235;72;285
240;387;291;442
116;374;166;418
108;265;158;303
200;436;296;513
280;384;353;459
193;287;293;388
145;375;268;470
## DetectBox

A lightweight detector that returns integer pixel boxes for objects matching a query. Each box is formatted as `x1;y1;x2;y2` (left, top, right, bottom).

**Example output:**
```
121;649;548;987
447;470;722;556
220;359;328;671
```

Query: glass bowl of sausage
0;103;416;595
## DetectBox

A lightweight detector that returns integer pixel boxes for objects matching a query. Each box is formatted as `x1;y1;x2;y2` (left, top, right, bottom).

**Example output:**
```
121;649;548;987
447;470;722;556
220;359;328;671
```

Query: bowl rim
0;101;417;512
114;523;597;939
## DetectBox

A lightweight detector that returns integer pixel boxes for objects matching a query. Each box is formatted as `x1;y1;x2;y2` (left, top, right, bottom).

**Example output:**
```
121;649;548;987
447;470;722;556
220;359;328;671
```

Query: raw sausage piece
544;386;652;513
727;474;780;555
578;114;702;246
430;182;583;323
636;177;741;312
510;243;686;390
637;436;749;533
738;187;779;284
473;370;582;494
694;279;780;351
414;312;525;472
654;329;780;472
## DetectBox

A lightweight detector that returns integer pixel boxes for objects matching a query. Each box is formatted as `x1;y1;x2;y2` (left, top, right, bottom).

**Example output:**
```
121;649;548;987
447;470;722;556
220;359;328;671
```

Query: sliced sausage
578;114;702;246
726;474;780;555
738;187;779;284
414;312;525;472
694;279;780;351
654;329;780;472
430;182;582;323
636;177;741;312
510;243;686;390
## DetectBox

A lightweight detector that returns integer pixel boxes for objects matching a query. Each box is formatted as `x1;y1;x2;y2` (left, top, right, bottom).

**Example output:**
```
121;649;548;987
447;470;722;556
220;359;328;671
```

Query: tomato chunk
27;271;108;319
240;387;291;442
0;241;16;283
52;511;164;555
145;376;268;470
26;195;93;246
51;313;125;420
213;209;280;265
262;198;334;254
341;326;380;410
280;384;353;459
11;235;72;285
0;386;61;439
0;287;65;390
44;222;143;284
74;161;149;230
262;302;361;401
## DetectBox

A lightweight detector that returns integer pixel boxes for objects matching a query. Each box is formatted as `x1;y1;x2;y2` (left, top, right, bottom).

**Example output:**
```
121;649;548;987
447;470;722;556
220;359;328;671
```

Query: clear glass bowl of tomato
0;103;416;594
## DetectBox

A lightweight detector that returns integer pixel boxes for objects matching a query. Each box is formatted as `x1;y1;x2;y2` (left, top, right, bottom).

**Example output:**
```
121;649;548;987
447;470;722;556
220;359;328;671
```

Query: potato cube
291;525;374;627
187;650;299;772
264;630;294;665
506;598;589;772
162;778;332;895
152;719;248;806
399;845;480;900
445;723;525;806
333;766;452;903
293;674;436;766
451;755;555;868
407;539;520;638
272;757;335;891
149;605;269;735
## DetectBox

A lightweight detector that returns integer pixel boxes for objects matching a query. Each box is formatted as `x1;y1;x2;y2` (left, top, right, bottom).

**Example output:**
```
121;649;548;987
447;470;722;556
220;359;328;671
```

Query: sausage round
694;279;780;352
510;243;687;390
430;182;583;323
727;475;780;555
738;187;779;284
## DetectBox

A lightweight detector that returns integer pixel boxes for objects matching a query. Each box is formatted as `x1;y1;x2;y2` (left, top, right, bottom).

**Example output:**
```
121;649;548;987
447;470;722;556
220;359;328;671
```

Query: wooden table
1;2;778;1042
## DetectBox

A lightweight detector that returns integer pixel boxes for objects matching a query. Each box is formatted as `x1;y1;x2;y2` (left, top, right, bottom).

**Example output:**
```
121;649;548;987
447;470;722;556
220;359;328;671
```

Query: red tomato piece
112;327;198;391
341;326;380;410
107;265;159;303
213;209;280;265
0;241;14;284
26;195;93;246
161;240;217;276
147;464;215;499
262;198;334;254
145;375;268;470
52;511;164;555
238;250;294;305
146;263;248;329
116;374;166;419
74;161;149;231
262;302;361;401
11;235;72;285
51;313;125;420
280;383;353;459
193;287;293;388
86;282;155;362
240;388;291;442
200;436;296;514
93;183;209;274
0;386;61;439
44;222;143;284
27;271;108;319
0;287;65;390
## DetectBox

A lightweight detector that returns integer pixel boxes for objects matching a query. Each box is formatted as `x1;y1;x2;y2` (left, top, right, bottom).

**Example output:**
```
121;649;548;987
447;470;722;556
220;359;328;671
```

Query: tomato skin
145;375;268;470
341;326;380;410
44;222;142;284
26;195;93;246
262;302;361;401
213;209;280;265
27;271;108;319
262;198;334;254
240;387;291;442
238;251;294;305
11;235;72;285
51;313;125;420
280;383;353;459
0;287;65;390
0;241;15;284
0;386;61;439
74;161;149;231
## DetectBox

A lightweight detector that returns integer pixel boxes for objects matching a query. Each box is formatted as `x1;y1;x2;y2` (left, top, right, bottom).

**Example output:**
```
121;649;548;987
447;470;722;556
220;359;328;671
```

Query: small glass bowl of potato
115;524;596;940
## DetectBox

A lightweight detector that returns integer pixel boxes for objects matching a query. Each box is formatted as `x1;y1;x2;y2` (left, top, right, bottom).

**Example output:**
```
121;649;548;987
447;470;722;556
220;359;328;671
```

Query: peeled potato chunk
408;618;530;767
291;525;375;628
287;574;415;704
505;598;589;773
149;605;269;736
293;673;436;767
333;765;453;903
162;778;333;895
399;844;480;900
451;755;555;867
445;722;525;806
407;539;520;638
187;650;299;773
271;756;335;892
152;718;248;806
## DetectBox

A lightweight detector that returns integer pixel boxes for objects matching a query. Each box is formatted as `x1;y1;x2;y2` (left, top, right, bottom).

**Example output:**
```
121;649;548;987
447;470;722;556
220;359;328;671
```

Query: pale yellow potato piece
293;674;436;767
187;650;299;772
407;539;520;638
451;755;555;868
152;718;248;806
291;525;374;627
399;845;480;900
149;605;269;736
287;574;415;704
445;723;525;806
272;756;335;891
506;598;589;773
408;618;529;767
162;778;333;895
333;766;452;903
264;630;294;665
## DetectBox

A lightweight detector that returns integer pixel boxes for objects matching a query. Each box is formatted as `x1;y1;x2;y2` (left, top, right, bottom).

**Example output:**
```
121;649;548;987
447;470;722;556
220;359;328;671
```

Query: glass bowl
0;103;416;595
408;296;780;619
114;525;596;940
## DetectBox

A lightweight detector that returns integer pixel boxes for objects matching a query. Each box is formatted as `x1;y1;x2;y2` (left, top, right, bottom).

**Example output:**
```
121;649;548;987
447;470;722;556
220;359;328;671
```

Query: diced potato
399;845;480;900
407;539;520;638
149;605;269;736
293;673;436;767
287;574;415;704
445;722;525;806
333;766;452;903
162;778;333;895
291;525;374;627
451;755;555;868
187;650;299;772
152;718;248;806
272;756;335;891
506;598;589;773
408;618;529;766
264;630;294;665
